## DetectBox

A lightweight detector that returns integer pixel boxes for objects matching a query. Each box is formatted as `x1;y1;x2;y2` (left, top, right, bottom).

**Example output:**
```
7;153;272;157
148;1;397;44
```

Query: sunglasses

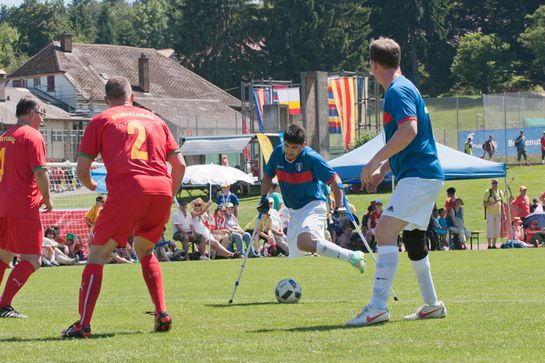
227;207;234;209
34;108;46;117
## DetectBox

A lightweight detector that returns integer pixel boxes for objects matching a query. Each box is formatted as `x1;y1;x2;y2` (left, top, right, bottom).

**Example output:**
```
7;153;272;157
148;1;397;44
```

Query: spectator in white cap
216;184;239;217
268;198;289;255
224;202;252;254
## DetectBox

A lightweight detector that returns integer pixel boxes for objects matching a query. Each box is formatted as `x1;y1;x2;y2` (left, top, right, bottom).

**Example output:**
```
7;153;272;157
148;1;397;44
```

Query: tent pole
503;175;514;240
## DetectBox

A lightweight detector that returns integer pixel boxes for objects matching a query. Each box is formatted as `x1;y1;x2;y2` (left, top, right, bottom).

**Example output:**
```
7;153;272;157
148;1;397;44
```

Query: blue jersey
383;76;444;181
265;145;336;210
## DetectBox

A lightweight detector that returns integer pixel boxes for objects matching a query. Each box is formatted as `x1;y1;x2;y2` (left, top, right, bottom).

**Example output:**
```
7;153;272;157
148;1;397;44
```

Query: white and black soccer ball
275;278;302;304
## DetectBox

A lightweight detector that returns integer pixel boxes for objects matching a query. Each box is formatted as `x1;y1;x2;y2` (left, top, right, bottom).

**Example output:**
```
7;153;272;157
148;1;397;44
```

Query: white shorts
486;213;501;238
382;177;444;231
286;200;326;259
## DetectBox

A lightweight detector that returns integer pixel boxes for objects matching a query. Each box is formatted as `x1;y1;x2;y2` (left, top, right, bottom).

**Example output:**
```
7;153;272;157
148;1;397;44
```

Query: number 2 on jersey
128;122;148;161
0;147;5;182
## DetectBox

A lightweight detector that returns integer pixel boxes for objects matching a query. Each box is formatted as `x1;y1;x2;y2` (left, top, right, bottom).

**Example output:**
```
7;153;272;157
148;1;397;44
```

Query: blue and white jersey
383;76;444;181
265;145;336;210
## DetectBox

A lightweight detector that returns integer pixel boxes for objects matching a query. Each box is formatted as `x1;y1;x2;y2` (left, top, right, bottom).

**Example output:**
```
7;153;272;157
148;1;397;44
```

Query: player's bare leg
134;237;171;332
297;232;365;273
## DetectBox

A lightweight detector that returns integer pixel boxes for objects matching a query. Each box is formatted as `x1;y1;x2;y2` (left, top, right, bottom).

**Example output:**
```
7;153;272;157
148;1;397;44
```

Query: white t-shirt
269;209;282;231
172;209;193;233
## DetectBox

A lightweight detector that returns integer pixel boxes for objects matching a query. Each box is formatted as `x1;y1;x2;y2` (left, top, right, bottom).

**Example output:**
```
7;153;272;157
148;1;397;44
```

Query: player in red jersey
0;98;52;318
61;77;186;338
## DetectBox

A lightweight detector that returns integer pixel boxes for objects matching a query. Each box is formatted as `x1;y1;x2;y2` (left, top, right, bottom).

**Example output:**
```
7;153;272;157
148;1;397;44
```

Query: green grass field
1;249;545;362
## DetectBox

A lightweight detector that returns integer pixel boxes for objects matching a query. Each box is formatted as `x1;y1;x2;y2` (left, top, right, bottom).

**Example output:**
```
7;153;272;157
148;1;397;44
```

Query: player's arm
361;120;415;186
34;168;53;212
329;174;344;209
168;152;186;198
76;156;97;191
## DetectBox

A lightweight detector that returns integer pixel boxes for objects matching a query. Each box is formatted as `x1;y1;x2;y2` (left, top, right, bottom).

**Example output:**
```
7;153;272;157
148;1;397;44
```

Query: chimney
0;69;6;102
138;53;150;93
60;33;72;53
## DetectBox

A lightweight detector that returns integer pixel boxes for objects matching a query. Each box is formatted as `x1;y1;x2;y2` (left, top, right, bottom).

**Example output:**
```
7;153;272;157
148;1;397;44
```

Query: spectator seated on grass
155;229;185;262
525;220;545;247
267;198;289;255
42;228;78;266
65;233;86;261
501;217;534;248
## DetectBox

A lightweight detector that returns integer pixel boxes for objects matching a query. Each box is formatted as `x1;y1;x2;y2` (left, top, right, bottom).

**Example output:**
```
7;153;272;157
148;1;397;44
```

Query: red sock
0;260;8;287
140;254;166;314
79;264;103;326
0;260;35;307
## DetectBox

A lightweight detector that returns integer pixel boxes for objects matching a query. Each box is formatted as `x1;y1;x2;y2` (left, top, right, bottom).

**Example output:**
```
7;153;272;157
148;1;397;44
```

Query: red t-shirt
368;210;382;229
540;136;545;150
78;105;180;198
511;195;530;218
445;197;455;217
0;125;46;219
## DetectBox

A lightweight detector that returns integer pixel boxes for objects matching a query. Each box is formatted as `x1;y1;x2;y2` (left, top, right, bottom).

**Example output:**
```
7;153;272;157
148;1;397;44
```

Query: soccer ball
275;279;302;304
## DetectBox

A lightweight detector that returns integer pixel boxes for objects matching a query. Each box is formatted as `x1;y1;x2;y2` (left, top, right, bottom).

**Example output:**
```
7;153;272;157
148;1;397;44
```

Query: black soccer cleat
0;305;27;318
154;311;172;332
61;320;91;338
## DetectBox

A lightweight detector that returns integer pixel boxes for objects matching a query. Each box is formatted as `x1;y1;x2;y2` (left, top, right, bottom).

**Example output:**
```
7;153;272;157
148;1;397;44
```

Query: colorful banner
458;127;544;156
328;83;341;134
253;88;273;132
275;87;301;115
256;133;274;164
330;77;357;150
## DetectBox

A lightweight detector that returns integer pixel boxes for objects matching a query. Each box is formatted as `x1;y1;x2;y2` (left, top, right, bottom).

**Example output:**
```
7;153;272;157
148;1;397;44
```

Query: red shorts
92;194;172;247
0;217;43;255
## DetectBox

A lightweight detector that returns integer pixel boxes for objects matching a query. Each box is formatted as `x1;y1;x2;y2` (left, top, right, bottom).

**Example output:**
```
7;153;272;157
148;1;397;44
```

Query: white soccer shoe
346;305;390;327
404;301;447;321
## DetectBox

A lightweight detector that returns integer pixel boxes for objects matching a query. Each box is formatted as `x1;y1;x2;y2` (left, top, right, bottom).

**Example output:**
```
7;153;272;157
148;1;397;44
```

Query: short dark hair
284;124;306;145
16;97;39;117
105;76;132;101
95;196;104;202
446;187;456;195
370;37;400;69
438;208;445;213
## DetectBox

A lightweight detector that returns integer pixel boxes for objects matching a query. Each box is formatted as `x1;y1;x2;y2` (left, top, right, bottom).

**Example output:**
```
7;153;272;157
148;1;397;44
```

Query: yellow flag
256;133;274;164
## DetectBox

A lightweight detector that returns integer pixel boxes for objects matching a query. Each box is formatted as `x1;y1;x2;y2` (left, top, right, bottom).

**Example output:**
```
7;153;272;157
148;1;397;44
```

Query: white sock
369;245;399;310
411;255;439;306
315;238;353;261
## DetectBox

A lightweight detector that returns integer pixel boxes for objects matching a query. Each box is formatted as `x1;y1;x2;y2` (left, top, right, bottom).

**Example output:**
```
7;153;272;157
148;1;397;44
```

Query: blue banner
459;127;544;157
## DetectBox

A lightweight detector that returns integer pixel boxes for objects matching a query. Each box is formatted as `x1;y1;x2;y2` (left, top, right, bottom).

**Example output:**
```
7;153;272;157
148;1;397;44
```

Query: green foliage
96;0;135;45
263;0;372;82
8;0;72;55
451;32;517;94
349;132;377;151
132;0;171;49
519;5;545;86
0;22;27;73
68;0;100;43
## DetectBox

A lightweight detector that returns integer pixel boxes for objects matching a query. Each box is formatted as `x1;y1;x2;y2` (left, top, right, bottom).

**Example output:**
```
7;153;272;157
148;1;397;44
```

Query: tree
96;0;135;45
262;0;371;82
451;32;515;94
519;5;545;86
9;0;73;55
368;0;450;92
0;22;27;73
169;0;269;92
132;0;171;49
68;0;100;43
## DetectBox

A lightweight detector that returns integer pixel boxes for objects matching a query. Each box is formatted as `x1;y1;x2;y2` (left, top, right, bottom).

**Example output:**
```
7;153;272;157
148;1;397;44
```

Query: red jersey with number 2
0;125;46;219
78;105;180;198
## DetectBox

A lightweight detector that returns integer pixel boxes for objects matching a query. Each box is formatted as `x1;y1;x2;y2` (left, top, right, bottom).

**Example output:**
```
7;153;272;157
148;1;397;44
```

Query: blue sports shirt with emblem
265;145;336;210
383;76;444;181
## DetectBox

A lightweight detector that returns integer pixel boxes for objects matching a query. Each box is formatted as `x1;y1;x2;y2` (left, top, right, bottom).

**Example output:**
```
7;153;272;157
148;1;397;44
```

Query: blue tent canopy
90;166;108;193
330;133;506;184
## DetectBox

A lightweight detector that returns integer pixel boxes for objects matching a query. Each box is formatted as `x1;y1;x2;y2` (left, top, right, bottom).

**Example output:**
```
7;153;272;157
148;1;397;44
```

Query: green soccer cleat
350;251;365;273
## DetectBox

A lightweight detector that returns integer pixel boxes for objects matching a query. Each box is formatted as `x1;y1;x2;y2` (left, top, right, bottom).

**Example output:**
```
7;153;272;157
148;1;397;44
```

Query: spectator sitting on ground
432;209;449;250
251;210;274;257
447;198;470;250
444;187;457;218
224;202;252;255
269;182;284;211
171;199;197;261
65;233;85;261
191;198;238;259
49;225;70;255
502;217;534;248
366;199;383;244
210;206;232;250
155;228;185;262
336;217;354;249
267;198;289;255
525;220;545;247
42;229;78;266
216;184;240;217
510;186;531;219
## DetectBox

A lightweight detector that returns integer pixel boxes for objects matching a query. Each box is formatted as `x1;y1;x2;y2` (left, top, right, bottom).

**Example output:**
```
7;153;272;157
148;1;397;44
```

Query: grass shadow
250;321;395;333
206;302;279;308
0;330;144;343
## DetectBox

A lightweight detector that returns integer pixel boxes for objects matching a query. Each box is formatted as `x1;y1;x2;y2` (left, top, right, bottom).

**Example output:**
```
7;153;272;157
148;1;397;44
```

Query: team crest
295;162;303;172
